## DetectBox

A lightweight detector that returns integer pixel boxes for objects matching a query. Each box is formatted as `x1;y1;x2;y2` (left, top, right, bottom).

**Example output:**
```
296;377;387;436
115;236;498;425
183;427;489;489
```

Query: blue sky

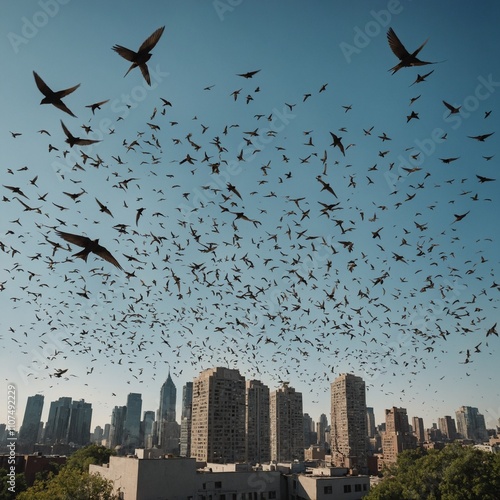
1;1;499;434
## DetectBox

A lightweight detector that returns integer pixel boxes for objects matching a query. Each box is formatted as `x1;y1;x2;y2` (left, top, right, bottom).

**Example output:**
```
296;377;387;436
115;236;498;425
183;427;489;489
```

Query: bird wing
138;26;165;53
56;230;92;248
75;138;101;146
387;28;410;60
33;71;52;96
60;120;73;140
56;83;80;98
112;44;138;62
139;64;151;86
94;244;123;271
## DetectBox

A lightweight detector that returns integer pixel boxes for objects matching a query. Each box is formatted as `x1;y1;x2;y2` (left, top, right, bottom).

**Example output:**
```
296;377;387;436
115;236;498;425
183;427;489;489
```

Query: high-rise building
180;382;193;457
412;416;425;444
18;395;44;452
382;407;416;464
158;372;177;451
330;373;367;470
123;394;142;452
109;406;127;450
366;407;376;439
245;379;270;464
44;397;72;444
316;413;329;449
303;413;314;449
66;399;92;446
438;416;457;441
142;411;155;449
93;426;104;444
191;367;246;463
455;406;488;442
270;383;304;462
103;423;111;447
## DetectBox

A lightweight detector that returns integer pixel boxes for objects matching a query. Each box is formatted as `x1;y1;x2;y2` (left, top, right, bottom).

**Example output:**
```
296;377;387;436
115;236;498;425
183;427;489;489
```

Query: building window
215;481;222;489
220;496;225;500
355;484;362;492
323;485;333;494
268;492;277;499
363;484;368;491
343;484;352;493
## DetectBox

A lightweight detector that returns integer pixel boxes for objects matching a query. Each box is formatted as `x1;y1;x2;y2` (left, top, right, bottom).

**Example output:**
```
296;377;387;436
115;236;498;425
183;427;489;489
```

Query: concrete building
90;453;283;499
123;394;142;452
330;374;368;471
110;406;127;450
316;413;329;449
44;397;72;444
191;367;246;463
270;383;304;462
412;416;425;445
18;395;44;453
366;407;376;439
158;372;177;452
438;415;457;441
381;407;416;465
66;399;92;447
303;413;315;449
180;382;193;457
455;406;489;442
245;379;270;464
141;411;155;449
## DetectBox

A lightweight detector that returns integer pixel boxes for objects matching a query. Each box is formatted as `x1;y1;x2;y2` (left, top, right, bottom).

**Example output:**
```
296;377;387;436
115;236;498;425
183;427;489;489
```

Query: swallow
237;70;261;78
442;100;461;116
60;121;101;147
410;70;434;86
476;174;495;183
33;71;80;117
468;132;494;142
95;198;113;217
85;99;109;114
329;132;345;156
387;28;438;74
112;26;165;85
53;368;68;378
56;230;123;270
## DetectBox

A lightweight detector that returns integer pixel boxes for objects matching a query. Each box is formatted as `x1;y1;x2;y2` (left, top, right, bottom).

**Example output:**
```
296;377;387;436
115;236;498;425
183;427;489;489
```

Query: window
363;484;368;491
323;485;333;494
220;496;225;500
268;492;277;499
215;482;222;489
355;484;362;492
343;484;352;493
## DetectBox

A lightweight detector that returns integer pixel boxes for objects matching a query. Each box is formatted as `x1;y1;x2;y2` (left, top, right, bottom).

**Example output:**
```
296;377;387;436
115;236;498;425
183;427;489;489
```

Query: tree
367;443;500;500
65;444;115;472
0;468;27;500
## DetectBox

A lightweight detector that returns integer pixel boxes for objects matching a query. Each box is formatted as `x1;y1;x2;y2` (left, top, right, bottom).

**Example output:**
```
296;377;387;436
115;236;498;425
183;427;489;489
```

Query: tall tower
109;406;127;449
180;382;193;457
438;416;457;441
246;379;270;464
44;397;72;444
158;371;177;450
317;413;329;448
330;373;368;470
366;407;376;438
191;367;246;463
412;416;425;444
66;399;92;446
270;383;304;462
123;393;142;452
142;411;156;449
455;406;488;442
382;407;416;464
19;395;44;452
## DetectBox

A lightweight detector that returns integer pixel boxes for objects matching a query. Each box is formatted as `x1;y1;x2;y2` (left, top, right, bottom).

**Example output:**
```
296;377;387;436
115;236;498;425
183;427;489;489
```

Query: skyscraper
123;393;142;452
412;416;425;444
180;382;193;457
158;372;177;452
366;407;376;439
66;399;92;446
382;407;416;464
316;413;329;448
191;367;246;463
44;397;72;444
246;379;270;464
109;406;127;450
303;413;314;449
438;416;457;441
142;411;155;449
19;395;44;452
330;373;368;470
270;382;304;462
455;406;488;442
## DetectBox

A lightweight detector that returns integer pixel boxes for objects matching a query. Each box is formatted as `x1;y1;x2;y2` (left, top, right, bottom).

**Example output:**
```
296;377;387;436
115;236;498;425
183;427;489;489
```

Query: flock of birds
2;26;498;409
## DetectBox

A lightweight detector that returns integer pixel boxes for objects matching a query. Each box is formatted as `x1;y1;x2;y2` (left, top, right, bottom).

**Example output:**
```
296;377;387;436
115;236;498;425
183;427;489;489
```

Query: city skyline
1;0;498;442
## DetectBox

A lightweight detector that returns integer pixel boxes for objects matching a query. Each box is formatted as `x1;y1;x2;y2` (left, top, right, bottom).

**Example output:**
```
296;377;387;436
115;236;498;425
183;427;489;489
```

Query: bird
53;368;68;378
56;230;123;270
329;132;345;156
85;99;109;114
410;70;434;86
112;26;165;85
468;132;494;142
387;27;437;74
476;174;495;183
442;100;461;116
60;121;101;147
33;71;80;117
237;70;261;79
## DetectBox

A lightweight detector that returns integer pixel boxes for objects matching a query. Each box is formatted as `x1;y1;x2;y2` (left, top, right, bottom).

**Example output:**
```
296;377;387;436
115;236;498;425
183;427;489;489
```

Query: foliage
367;443;500;500
64;444;116;472
0;468;28;500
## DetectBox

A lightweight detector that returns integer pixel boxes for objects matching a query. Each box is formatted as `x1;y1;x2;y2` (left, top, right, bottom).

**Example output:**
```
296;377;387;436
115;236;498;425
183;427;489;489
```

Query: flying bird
61;121;101;147
112;26;165;85
33;71;80;117
85;99;109;114
442;100;461;116
468;132;494;142
387;28;437;74
237;70;261;79
56;230;123;270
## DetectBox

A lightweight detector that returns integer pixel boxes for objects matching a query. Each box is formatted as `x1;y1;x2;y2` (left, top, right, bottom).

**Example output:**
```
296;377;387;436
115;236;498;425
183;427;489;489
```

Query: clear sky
1;1;499;434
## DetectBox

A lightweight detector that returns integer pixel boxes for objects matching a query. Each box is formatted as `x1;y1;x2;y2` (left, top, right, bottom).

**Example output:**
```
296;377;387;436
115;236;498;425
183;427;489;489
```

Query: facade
44;397;72;444
270;383;304;462
110;406;127;450
123;394;142;452
66;399;92;446
366;408;376;439
455;406;488;442
330;374;368;471
381;407;416;465
142;411;155;449
190;367;246;463
246;379;270;464
158;372;177;452
412;416;425;444
438;415;457;441
180;382;193;457
316;413;329;449
18;395;44;452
